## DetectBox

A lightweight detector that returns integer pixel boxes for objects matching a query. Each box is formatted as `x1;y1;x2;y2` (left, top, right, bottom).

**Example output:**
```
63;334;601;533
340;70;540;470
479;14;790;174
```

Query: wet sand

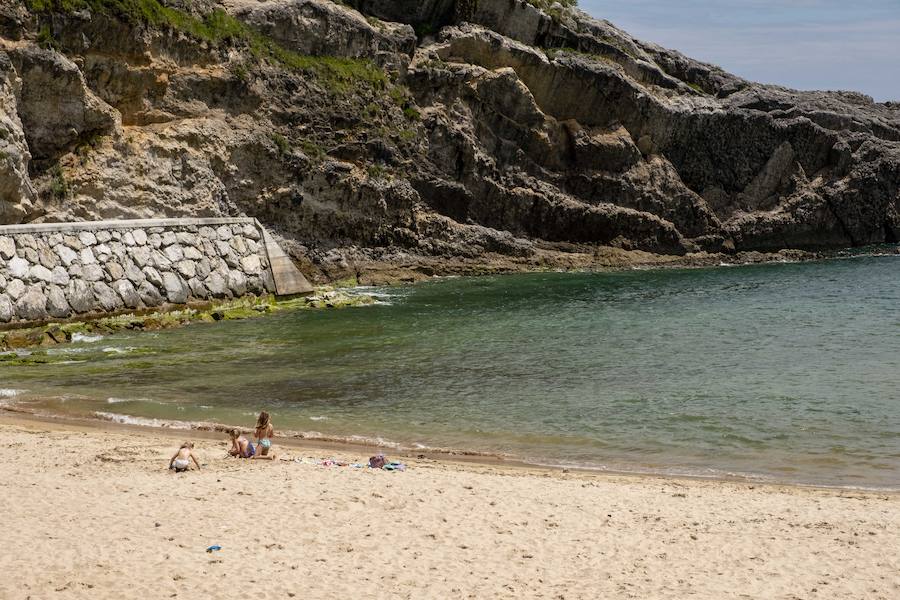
2;414;898;599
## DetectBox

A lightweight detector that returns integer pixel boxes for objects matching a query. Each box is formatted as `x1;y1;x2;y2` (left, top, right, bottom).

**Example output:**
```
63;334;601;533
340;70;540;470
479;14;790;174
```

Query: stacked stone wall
0;218;277;326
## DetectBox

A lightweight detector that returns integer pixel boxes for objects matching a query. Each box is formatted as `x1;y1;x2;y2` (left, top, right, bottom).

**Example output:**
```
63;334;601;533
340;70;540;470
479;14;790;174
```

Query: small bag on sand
368;454;386;469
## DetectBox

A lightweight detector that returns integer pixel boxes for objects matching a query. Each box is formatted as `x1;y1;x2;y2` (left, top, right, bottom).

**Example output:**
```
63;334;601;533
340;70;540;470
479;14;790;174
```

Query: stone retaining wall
0;218;312;326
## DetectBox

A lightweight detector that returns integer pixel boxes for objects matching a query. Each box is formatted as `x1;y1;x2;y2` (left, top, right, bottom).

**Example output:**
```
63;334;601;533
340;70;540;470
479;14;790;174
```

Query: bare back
255;423;273;440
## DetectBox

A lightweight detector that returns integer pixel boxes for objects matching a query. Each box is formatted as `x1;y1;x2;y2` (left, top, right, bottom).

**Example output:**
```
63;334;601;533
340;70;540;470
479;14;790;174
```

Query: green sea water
2;255;899;488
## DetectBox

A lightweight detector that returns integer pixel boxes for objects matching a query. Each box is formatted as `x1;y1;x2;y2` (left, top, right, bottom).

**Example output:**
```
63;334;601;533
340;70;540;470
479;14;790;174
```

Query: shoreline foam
4;406;897;494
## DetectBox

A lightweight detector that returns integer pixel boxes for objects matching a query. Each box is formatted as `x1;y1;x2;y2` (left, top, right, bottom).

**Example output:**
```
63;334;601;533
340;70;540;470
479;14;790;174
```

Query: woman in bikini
252;411;275;460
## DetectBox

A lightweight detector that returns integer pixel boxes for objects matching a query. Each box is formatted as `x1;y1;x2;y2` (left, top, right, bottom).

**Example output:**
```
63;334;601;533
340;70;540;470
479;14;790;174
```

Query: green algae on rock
0;288;375;352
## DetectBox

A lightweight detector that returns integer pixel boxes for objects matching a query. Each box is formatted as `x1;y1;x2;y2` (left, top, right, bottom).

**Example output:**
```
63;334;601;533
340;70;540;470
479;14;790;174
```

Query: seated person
228;429;255;458
253;411;276;460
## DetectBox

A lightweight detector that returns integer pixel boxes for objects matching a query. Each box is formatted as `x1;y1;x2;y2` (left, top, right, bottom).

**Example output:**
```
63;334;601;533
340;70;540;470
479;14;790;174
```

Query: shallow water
3;256;899;488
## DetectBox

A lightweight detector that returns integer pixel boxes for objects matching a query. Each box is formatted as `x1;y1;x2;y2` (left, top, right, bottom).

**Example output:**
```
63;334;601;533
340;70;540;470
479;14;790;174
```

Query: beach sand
1;415;898;599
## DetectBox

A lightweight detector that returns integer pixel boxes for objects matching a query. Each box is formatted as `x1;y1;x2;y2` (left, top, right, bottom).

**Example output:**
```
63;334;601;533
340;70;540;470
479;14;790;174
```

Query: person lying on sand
228;429;255;458
169;442;201;472
252;411;276;461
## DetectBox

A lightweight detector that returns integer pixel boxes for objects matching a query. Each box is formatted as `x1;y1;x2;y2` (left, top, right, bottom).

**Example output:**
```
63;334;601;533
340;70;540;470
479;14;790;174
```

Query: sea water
2;255;899;488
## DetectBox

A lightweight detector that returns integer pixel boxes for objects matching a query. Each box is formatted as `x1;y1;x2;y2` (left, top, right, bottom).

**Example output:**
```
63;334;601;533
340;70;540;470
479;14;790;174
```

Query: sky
580;1;900;101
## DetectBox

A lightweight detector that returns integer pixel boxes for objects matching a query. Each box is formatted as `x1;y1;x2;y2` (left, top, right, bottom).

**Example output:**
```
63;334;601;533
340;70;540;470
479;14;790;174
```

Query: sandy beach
1;414;897;600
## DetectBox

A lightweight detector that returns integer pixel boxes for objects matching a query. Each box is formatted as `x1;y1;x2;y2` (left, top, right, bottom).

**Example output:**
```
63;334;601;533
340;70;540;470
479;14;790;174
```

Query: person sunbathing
228;429;255;458
252;411;276;460
169;442;201;472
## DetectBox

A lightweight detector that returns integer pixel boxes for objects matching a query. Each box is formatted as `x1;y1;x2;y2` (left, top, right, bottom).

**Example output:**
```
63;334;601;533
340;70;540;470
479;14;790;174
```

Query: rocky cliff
0;0;898;283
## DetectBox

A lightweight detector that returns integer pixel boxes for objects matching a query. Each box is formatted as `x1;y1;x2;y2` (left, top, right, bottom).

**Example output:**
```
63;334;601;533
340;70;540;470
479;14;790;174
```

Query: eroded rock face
406;18;899;252
228;0;417;66
0;0;896;278
345;0;456;29
7;45;118;161
0;52;36;222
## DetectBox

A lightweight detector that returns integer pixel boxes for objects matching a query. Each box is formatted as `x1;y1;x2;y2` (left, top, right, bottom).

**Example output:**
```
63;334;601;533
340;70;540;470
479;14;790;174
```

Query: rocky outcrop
0;51;35;222
8;45;119;162
227;0;417;68
345;0;457;31
0;0;896;283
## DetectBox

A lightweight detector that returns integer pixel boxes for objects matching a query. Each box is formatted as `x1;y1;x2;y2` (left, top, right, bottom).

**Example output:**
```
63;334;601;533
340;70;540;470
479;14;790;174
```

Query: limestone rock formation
0;0;896;282
0;53;36;222
227;0;417;67
7;45;119;162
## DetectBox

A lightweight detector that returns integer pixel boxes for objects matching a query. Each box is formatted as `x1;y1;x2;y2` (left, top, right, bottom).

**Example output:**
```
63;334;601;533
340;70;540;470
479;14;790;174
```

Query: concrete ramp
258;223;314;296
